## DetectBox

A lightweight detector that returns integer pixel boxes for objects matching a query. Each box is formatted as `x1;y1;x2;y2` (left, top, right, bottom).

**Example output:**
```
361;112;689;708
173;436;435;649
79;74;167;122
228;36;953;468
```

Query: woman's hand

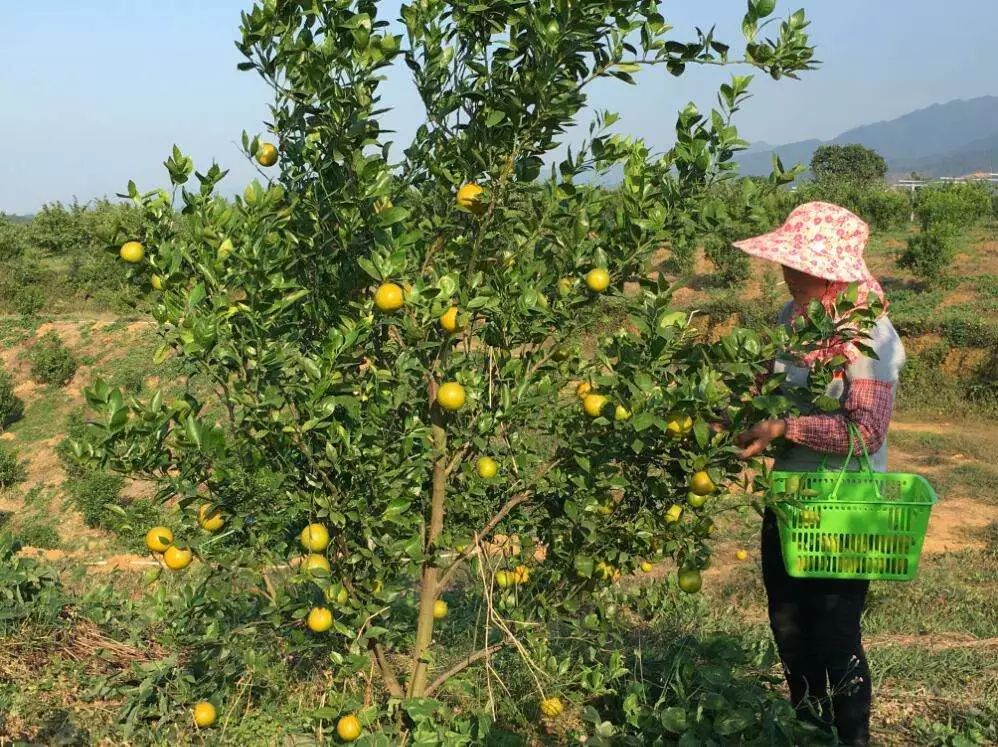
735;419;787;459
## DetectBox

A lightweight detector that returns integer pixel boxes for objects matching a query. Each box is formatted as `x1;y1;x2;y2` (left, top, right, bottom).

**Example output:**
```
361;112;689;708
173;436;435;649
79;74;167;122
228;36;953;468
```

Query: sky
1;0;995;215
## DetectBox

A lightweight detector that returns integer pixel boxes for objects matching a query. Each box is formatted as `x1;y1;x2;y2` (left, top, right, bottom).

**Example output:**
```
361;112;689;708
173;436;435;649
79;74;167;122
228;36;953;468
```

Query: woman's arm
784;378;894;455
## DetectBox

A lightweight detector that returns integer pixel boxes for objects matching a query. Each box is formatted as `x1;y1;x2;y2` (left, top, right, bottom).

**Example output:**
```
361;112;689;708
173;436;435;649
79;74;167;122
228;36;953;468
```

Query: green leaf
573;555;594;578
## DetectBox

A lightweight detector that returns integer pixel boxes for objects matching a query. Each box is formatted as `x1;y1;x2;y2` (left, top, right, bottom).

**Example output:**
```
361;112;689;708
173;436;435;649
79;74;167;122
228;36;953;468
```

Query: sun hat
732;201;872;282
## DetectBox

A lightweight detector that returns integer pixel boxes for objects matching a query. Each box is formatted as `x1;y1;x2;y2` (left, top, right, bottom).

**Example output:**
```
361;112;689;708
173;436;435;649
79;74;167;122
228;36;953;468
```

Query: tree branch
369;641;405;699
424;642;506;697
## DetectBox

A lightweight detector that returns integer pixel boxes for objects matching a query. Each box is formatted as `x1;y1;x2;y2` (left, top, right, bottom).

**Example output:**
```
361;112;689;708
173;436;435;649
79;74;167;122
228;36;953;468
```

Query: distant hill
737;96;998;180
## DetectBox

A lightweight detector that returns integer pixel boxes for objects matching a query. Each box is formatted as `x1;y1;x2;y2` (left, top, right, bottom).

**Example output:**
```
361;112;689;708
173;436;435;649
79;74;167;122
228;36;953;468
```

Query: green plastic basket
771;427;937;581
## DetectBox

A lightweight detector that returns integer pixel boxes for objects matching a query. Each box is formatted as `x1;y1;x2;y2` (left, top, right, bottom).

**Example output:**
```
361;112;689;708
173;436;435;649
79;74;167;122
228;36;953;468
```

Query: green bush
0;215;28;261
0;445;26;487
14;287;45;316
914;183;992;233
67;470;125;529
796;179;910;230
0;365;24;429
703;235;750;286
0;532;66;633
15;519;60;549
28;331;78;385
897;228;955;282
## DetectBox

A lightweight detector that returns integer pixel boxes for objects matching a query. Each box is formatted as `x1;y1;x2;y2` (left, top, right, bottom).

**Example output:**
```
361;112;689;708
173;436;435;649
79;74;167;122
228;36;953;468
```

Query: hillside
737;96;998;179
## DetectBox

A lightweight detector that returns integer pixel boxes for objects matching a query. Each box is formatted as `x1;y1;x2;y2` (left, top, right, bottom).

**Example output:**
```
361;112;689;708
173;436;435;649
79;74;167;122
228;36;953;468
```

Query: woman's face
782;265;829;305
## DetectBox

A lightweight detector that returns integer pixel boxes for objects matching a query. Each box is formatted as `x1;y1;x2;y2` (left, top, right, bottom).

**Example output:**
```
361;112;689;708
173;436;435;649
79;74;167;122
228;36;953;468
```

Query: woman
732;202;906;746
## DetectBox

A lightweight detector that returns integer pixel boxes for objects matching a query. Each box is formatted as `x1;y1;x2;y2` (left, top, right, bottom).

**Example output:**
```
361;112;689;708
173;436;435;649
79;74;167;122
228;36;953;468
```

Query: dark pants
761;510;872;746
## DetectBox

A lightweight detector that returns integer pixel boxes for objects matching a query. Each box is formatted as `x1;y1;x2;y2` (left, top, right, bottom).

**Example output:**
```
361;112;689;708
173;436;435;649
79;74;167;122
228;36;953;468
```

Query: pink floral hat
732;201;872;282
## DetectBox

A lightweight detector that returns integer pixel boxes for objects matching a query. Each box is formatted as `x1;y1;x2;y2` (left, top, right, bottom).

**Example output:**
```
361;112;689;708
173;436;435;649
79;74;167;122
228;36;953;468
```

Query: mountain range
736;95;998;180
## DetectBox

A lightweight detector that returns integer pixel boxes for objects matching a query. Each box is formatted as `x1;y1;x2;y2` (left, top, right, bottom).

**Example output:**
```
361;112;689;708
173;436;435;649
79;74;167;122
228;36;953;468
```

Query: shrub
0;532;66;633
15;287;45;316
15;519;60;549
897;228;955;282
28;331;77;385
0;365;24;429
913;182;992;233
66;470;125;529
0;215;28;261
703;235;750;286
810;144;887;183
0;445;26;487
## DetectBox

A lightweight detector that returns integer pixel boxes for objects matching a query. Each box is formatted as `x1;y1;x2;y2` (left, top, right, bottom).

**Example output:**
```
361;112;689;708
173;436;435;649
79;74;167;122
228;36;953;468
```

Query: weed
27;331;77;386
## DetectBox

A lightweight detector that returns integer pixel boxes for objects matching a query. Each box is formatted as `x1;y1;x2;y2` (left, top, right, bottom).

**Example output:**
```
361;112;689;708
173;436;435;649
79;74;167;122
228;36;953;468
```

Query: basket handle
828;424;882;500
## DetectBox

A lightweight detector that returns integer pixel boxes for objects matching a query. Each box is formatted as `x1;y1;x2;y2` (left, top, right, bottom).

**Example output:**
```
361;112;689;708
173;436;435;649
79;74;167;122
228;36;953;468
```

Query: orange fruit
677;567;702;594
582;393;609;417
192;701;216;728
614;404;631;421
374;282;404;312
439;306;461;332
640;560;653;573
575;381;592;400
120;241;144;263
337;713;362;742
436;382;466;411
303;554;330;576
686;492;708;508
585;268;610;292
256;142;278;167
666;413;693;437
307;606;333;632
540;696;564;718
150;274;165;291
513;564;530;583
664;504;683;524
163;546;193;570
456;183;485;214
433;599;448;619
476;456;498;479
300;523;330;552
495;570;513;588
689;471;716;496
735;549;748;561
198;504;225;532
145;526;173;553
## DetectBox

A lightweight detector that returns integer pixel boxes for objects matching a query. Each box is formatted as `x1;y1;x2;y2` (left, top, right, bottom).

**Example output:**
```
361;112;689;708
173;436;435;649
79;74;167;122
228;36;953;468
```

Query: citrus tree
70;0;852;740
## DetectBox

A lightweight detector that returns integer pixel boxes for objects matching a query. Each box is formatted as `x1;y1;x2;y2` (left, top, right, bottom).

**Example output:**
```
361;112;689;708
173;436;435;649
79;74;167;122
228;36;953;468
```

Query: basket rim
769;470;938;506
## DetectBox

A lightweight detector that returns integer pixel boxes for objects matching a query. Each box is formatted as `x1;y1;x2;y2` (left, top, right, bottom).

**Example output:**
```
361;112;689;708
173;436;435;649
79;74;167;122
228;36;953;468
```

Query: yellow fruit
689;471;716;496
454;543;468;554
433;599;448;619
476;456;498;479
306;606;333;632
374;282;404;312
337;713;362;742
686;492;708;509
558;277;575;297
193;701;216;728
640;560;653;573
665;504;683;524
614;404;631;421
582;393;609;417
539;696;564;718
256;142;278;167
456;182;485;214
820;536;839;553
677;567;702;594
150;274;165;291
495;570;513;588
439;306;461;333
120;241;144;263
585;267;610;292
513;564;530;584
198;505;225;532
436;382;466;411
163;546;193;570
735;549;748;561
595;560;617;580
145;526;173;553
303;554;330;576
666;413;694;437
217;237;234;260
300;523;330;552
575;382;592;400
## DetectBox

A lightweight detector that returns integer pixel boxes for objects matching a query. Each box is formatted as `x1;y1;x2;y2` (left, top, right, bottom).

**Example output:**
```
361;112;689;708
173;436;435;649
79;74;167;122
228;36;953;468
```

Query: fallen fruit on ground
456;182;485;213
495;570;513;588
677;567;702;594
476;456;498;479
307;606;333;632
163;546;193;570
436;381;466;411
686;492;707;508
145;526;173;553
575;381;592;399
585;267;610;292
300;523;330;552
640;560;653;573
256;142;278;166
337;713;362;742
736;549;748;561
119;241;144;263
374;282;404;312
192;701;216;728
540;696;564;718
433;599;448;619
513;564;530;583
198;504;225;532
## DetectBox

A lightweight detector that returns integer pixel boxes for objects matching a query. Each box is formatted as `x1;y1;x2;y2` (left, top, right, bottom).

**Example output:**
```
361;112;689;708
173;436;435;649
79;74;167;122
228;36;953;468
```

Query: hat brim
732;229;872;283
